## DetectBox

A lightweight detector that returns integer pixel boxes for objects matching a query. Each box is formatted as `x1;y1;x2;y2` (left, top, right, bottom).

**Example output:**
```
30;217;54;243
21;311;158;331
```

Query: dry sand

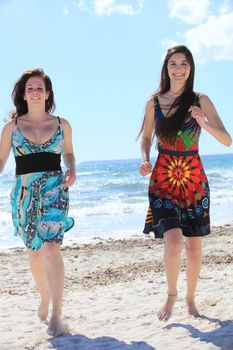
1;225;233;350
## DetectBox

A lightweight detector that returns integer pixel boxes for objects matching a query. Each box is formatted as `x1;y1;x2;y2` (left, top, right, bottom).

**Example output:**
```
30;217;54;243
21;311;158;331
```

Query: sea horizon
77;152;233;164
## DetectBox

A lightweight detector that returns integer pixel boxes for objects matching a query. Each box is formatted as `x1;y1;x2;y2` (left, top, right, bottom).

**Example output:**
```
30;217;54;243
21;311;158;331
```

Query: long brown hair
156;45;195;145
11;68;55;118
139;45;195;145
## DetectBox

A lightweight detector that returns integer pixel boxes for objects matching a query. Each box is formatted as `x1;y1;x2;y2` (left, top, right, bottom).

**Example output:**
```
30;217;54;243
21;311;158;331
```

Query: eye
37;87;44;92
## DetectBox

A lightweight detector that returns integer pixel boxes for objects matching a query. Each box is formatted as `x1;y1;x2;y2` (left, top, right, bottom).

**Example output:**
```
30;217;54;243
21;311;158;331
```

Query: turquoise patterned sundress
11;117;74;250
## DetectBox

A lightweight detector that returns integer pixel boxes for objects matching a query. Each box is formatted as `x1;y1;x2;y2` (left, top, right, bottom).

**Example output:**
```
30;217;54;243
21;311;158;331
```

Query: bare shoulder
142;95;156;136
145;95;155;119
1;119;15;135
145;95;155;109
197;93;221;124
58;117;72;135
198;93;215;109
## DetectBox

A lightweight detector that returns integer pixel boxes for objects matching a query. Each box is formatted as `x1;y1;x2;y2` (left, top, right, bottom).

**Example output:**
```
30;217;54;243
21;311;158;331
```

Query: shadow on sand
49;333;156;350
164;315;233;350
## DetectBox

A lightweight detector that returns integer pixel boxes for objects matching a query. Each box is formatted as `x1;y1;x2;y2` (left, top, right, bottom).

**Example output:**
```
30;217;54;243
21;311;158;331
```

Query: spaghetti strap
154;95;159;105
154;95;163;123
57;117;62;133
194;93;200;107
15;117;18;125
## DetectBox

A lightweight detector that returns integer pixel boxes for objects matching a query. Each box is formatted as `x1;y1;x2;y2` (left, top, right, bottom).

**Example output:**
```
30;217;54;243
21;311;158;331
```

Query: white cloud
165;0;233;63
184;11;233;63
168;0;211;25
72;0;144;16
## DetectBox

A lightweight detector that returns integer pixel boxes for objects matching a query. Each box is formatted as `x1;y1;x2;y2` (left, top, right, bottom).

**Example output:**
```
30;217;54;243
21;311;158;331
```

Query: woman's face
167;53;191;85
24;76;49;107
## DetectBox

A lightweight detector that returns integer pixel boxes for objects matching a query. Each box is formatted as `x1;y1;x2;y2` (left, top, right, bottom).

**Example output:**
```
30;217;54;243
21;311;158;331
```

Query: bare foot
38;301;49;322
186;297;200;317
47;319;69;338
157;293;177;321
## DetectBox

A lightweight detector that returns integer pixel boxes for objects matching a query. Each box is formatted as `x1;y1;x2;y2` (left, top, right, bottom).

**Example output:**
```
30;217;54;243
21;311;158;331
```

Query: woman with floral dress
139;45;232;321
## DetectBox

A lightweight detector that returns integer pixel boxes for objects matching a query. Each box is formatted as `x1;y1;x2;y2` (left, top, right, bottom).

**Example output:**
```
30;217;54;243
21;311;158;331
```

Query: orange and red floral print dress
143;95;210;238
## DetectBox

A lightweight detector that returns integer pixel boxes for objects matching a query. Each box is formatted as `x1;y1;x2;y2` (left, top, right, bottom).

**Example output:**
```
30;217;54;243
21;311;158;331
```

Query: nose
31;88;40;95
175;65;182;72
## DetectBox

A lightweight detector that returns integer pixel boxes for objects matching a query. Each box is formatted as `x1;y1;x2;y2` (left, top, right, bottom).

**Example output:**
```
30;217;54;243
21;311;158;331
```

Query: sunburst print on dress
150;154;207;207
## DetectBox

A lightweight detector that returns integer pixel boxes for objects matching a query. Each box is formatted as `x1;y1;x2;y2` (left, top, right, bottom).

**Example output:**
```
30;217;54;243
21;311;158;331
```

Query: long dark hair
156;45;195;145
11;68;55;118
138;45;195;145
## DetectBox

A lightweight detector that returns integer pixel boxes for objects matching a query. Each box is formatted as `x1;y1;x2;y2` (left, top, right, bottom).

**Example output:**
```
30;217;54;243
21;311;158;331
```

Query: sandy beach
1;225;233;350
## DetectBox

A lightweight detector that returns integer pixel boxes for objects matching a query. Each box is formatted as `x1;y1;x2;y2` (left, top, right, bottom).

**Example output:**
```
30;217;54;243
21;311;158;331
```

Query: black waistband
15;152;61;175
158;146;198;156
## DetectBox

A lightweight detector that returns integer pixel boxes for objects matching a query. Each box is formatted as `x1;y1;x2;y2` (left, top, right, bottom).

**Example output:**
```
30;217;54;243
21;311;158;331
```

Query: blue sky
0;0;232;168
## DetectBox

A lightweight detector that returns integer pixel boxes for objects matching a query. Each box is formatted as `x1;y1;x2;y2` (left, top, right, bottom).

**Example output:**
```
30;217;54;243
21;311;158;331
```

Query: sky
0;0;233;169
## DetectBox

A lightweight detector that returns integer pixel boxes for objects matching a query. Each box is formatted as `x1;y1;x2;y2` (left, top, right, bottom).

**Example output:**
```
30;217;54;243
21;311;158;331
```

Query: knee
168;240;183;256
44;243;61;261
27;248;44;261
165;232;183;256
185;244;202;261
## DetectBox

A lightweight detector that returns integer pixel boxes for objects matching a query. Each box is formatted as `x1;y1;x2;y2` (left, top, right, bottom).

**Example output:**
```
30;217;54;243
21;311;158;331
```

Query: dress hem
143;220;210;239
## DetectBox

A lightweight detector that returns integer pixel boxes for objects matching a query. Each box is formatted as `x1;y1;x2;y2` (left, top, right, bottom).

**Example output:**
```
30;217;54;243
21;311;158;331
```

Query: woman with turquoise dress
0;68;76;337
139;45;232;321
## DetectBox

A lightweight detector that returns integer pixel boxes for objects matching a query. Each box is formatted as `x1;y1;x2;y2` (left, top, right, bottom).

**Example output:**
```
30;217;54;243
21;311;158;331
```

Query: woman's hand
139;161;152;176
188;105;207;129
61;167;76;188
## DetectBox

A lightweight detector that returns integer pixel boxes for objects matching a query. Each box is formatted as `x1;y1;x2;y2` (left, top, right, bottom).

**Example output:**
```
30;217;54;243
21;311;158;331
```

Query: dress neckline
156;95;194;125
15;125;61;146
156;96;174;119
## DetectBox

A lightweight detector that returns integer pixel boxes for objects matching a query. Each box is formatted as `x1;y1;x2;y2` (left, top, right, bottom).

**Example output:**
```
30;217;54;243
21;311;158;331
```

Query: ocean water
0;154;233;247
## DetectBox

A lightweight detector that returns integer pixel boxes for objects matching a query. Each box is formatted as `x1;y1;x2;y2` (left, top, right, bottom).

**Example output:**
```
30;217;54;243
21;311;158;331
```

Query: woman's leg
184;236;202;317
158;228;183;321
43;242;66;336
27;247;50;321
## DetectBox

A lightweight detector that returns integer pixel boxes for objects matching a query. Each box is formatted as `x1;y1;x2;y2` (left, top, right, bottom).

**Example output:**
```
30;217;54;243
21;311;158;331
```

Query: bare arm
139;97;155;176
61;118;76;187
0;121;14;172
189;95;232;147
